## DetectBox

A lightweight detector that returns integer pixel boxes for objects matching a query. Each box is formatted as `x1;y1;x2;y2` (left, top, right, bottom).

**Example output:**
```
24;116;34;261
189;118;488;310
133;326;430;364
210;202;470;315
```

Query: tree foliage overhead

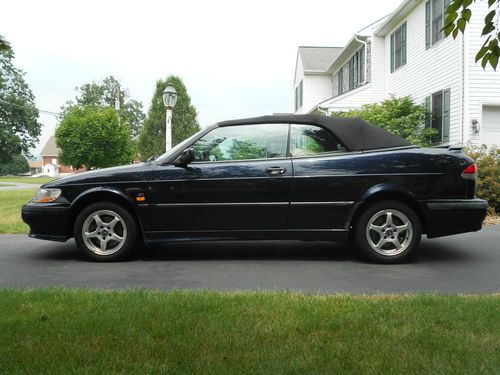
0;153;29;176
330;96;437;146
56;106;135;170
62;76;145;137
444;0;500;70
0;35;41;163
0;35;11;53
138;75;200;160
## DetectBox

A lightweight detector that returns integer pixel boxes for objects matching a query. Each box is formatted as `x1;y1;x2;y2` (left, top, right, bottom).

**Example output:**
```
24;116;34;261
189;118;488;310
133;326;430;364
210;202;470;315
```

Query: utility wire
0;97;60;117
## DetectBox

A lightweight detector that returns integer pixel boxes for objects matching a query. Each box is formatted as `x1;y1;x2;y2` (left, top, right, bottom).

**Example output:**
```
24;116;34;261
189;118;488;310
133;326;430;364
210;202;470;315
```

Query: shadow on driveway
33;237;478;264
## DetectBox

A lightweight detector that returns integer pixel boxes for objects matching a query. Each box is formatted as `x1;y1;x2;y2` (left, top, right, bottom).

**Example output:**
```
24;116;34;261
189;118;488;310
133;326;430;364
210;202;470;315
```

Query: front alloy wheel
75;202;137;261
355;200;421;263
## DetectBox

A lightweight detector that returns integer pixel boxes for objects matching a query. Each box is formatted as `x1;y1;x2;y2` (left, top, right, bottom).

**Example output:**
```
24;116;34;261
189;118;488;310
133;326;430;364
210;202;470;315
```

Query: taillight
461;163;477;180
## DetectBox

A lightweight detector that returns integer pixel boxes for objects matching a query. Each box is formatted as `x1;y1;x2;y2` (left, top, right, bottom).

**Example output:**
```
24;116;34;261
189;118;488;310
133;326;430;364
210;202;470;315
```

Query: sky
2;0;403;156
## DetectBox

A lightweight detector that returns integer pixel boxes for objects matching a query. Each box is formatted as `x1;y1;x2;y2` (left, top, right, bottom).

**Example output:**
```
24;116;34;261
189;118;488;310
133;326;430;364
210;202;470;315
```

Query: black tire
74;202;138;261
354;200;421;264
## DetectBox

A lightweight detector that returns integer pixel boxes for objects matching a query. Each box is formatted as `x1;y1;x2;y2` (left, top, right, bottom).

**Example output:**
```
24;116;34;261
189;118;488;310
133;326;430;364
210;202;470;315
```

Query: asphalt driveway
0;226;498;294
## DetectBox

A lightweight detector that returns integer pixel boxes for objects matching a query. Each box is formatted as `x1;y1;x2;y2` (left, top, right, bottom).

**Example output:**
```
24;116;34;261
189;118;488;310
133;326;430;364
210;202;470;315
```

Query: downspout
354;35;368;86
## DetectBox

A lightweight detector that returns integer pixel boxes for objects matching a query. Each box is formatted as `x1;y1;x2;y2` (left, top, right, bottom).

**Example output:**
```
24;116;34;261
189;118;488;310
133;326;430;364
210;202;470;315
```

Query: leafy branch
444;0;500;70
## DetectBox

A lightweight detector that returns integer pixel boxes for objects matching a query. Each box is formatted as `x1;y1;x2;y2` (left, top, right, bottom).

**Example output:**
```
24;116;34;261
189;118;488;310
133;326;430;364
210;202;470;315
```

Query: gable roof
40;135;60;157
298;46;344;73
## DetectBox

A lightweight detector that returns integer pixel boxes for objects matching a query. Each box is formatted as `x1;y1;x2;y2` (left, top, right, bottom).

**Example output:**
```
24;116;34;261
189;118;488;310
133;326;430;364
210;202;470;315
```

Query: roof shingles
299;46;343;72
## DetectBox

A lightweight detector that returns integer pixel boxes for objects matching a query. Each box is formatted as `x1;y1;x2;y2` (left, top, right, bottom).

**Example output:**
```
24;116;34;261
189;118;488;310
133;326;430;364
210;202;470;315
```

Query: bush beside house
465;145;499;214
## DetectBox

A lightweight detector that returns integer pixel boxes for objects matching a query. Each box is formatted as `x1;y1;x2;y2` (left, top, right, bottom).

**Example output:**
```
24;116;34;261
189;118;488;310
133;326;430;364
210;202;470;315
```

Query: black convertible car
22;115;487;263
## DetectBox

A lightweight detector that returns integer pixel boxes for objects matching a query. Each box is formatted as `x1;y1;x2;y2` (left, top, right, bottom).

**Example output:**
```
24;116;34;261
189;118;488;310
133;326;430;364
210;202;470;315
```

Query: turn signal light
135;196;146;202
461;163;477;180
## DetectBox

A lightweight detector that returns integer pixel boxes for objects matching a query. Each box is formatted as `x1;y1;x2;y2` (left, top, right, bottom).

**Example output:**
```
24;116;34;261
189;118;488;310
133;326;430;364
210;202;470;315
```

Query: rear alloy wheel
74;202;137;261
354;200;421;263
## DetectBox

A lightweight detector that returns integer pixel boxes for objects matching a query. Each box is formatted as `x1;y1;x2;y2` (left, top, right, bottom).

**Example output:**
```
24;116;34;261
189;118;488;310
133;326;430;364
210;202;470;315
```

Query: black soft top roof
218;114;412;151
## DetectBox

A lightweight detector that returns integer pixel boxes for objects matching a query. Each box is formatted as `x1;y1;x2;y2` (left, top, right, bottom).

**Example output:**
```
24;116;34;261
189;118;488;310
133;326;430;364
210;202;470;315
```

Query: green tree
0;153;29;175
331;96;437;146
444;0;500;70
0;35;41;163
138;76;200;160
62;76;145;137
56;106;135;170
0;35;11;53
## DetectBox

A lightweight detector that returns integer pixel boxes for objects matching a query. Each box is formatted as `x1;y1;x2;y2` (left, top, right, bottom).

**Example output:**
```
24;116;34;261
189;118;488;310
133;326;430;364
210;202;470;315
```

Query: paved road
0;226;499;293
0;182;41;190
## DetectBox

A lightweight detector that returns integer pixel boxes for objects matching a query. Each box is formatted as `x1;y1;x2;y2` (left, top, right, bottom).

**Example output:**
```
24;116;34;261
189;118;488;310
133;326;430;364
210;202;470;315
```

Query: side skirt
143;229;349;245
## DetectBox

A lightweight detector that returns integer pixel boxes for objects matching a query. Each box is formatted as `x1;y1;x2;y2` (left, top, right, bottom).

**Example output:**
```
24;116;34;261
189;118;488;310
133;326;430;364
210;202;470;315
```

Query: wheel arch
67;188;143;238
347;184;427;234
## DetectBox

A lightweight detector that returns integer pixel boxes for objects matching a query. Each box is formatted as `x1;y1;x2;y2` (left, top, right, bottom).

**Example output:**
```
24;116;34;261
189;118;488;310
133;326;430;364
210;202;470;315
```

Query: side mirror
176;148;195;166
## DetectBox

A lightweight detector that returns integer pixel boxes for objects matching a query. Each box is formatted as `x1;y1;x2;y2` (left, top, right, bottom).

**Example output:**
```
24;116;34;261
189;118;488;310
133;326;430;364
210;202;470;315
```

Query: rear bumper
21;203;70;242
423;199;488;238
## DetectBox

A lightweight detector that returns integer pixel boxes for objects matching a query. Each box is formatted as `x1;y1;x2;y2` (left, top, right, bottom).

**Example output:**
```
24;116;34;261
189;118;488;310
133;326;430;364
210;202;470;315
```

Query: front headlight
33;188;62;203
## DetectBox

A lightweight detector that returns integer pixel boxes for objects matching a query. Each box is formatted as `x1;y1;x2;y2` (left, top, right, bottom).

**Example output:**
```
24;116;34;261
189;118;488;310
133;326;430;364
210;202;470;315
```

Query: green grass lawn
0;290;498;374
0;176;55;184
0;189;36;234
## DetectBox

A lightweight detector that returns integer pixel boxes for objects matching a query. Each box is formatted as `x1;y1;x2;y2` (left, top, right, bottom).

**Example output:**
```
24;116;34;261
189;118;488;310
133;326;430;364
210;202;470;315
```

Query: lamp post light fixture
162;85;178;152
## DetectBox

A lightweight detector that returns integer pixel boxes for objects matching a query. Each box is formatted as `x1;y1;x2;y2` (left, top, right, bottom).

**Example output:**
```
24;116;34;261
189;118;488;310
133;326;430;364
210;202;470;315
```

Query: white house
293;0;500;146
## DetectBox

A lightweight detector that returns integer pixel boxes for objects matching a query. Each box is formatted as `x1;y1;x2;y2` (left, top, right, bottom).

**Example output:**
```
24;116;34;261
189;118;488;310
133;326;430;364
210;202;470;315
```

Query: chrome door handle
265;166;286;175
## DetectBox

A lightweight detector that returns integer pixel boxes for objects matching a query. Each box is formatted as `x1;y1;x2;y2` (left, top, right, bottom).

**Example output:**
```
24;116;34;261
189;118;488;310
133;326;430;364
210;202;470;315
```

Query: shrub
331;96;437;146
465;145;499;214
0;154;29;175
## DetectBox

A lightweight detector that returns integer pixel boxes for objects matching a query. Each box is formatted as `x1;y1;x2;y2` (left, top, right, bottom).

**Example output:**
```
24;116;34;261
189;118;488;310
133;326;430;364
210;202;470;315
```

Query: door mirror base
174;148;195;166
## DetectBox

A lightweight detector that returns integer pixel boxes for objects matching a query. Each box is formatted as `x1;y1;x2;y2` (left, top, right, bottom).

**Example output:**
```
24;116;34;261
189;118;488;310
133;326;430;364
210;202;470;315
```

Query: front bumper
21;203;71;242
423;198;488;238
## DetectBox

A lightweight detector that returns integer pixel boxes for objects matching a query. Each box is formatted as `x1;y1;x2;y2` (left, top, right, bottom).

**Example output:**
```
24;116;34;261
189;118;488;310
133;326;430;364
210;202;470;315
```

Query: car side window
289;124;346;157
192;123;289;162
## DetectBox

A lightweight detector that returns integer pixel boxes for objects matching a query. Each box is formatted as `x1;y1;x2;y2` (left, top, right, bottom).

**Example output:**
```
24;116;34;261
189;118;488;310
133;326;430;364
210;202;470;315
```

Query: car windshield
154;128;206;164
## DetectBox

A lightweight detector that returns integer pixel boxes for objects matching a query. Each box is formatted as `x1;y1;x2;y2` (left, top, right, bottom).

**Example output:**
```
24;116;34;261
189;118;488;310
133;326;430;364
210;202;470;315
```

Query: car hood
44;163;156;187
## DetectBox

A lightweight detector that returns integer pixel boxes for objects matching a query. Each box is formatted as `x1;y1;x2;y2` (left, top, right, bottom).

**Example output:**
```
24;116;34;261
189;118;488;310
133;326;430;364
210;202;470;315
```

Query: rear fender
346;183;425;232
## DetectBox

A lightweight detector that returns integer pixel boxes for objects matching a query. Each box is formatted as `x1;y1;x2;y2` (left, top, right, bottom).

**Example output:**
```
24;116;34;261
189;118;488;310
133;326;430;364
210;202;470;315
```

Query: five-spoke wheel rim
365;209;413;256
82;210;127;256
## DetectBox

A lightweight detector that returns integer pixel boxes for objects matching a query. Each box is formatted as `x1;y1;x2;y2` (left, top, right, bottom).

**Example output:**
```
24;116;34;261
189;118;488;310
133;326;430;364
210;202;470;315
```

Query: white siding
302;74;332;114
384;1;464;144
465;2;500;145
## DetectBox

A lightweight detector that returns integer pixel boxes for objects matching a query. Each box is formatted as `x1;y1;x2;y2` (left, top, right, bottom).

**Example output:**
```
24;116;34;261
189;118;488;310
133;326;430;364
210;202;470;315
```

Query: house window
390;22;407;72
426;0;450;48
295;80;303;111
425;88;450;143
338;69;344;95
348;46;365;90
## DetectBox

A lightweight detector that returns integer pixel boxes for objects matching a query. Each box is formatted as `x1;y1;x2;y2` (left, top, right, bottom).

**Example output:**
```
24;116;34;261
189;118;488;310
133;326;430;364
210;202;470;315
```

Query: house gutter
354;35;368;86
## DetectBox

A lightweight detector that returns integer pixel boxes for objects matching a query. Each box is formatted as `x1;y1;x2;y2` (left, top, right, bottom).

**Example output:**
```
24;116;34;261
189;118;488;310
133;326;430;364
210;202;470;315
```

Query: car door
146;123;292;233
287;123;354;230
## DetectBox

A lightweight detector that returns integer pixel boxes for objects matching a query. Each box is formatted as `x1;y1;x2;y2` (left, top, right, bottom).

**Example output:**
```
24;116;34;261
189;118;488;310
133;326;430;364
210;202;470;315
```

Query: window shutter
359;46;365;83
425;1;431;49
425;96;431;128
390;33;395;73
338;69;343;95
349;59;354;90
402;22;407;65
442;88;450;142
